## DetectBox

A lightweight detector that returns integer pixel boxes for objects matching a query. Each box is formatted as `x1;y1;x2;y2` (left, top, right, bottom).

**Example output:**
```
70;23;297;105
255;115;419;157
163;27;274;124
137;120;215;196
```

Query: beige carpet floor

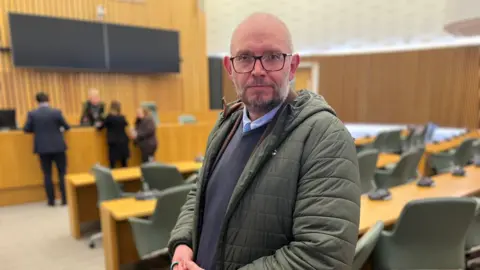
0;201;104;270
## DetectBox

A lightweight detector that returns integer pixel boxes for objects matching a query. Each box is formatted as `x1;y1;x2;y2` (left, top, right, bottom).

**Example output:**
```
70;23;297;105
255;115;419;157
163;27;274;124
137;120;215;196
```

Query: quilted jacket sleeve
167;183;198;256
167;116;223;257
239;114;361;270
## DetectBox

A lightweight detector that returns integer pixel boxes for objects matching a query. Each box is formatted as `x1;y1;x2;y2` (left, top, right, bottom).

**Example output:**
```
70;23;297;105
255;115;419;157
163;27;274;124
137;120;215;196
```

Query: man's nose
251;59;266;76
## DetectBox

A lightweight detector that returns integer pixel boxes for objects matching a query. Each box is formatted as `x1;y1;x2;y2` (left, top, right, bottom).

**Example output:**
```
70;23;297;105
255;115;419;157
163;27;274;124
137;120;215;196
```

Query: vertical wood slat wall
302;46;480;129
0;0;209;124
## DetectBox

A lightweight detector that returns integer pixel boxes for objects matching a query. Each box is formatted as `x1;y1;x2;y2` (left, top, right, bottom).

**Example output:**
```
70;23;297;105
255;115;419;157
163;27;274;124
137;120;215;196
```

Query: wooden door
294;67;312;91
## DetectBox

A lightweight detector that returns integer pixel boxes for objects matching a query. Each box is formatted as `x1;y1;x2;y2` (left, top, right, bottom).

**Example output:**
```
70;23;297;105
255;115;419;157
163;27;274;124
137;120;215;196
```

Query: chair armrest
431;151;454;158
375;169;392;176
128;217;153;225
121;192;138;198
185;173;198;184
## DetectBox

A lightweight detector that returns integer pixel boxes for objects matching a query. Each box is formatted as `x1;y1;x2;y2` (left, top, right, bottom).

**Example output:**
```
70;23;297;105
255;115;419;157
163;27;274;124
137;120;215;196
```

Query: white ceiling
205;0;480;56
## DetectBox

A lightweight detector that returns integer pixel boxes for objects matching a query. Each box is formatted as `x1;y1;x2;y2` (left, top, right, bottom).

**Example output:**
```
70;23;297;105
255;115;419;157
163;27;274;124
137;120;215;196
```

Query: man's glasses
230;53;292;74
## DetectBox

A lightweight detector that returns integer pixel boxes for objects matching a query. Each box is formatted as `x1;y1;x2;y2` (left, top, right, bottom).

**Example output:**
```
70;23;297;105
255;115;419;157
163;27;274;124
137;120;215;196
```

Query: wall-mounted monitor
8;13;107;71
106;24;180;73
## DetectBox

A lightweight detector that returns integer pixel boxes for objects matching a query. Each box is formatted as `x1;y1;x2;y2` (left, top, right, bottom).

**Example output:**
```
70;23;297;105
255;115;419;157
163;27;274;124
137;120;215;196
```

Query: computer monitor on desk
0;109;17;131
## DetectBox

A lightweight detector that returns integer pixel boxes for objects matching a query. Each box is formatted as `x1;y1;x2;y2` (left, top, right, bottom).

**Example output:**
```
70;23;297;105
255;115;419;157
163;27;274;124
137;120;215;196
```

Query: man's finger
185;261;204;270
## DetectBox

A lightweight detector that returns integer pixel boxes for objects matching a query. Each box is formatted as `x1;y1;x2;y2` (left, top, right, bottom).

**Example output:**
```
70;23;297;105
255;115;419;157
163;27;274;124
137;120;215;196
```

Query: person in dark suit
96;101;130;168
24;92;70;207
131;107;157;163
80;88;105;126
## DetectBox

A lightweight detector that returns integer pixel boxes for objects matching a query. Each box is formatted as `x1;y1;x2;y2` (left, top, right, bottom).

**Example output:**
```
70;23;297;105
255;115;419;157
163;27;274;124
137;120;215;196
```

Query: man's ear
223;56;233;77
288;54;300;81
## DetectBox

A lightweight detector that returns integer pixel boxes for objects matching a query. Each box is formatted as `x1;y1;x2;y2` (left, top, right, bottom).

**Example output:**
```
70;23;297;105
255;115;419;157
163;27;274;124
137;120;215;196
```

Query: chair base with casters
88;231;102;248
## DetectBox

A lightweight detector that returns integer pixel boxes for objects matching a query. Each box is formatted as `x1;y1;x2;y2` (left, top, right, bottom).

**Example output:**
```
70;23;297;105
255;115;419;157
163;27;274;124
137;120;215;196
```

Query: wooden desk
377;153;400;168
66;161;202;240
354;129;409;147
0;122;214;206
418;130;480;176
99;165;480;270
360;166;480;233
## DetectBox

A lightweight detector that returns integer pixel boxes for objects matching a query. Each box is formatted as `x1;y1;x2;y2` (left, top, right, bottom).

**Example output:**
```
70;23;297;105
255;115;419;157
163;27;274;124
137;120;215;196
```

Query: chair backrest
357;149;379;194
466;198;480;250
402;127;416;151
373;131;389;152
353;221;384;270
384;130;402;153
141;162;185;191
384;149;421;188
130;184;194;258
141;101;160;126
91;164;123;203
473;139;480;162
375;197;476;269
150;184;194;245
178;114;197;124
454;138;476;167
408;146;424;180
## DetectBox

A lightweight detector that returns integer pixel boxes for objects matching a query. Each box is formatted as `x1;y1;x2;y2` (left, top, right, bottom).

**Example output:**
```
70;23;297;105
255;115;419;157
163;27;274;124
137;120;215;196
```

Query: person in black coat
24;92;70;207
97;101;130;168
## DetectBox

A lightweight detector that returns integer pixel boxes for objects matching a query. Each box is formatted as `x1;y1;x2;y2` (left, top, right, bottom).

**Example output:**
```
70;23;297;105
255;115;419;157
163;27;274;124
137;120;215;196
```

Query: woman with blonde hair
131;106;157;163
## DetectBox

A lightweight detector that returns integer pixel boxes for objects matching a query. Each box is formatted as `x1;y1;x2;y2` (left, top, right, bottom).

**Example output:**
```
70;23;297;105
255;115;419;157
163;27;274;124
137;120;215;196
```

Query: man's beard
235;78;288;115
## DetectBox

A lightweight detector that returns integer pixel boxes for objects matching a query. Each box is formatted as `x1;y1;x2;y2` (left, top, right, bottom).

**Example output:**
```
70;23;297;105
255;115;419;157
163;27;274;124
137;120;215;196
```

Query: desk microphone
452;166;466;177
367;189;392;201
417;177;435;187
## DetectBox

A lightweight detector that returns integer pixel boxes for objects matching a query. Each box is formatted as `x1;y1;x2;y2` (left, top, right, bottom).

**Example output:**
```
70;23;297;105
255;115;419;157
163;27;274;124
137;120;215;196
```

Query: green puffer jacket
168;90;361;270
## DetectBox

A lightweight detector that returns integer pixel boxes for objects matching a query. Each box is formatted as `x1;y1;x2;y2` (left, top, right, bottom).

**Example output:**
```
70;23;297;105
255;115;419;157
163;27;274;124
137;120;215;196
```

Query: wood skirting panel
303;46;480;128
0;122;215;192
0;185;57;206
0;0;209;123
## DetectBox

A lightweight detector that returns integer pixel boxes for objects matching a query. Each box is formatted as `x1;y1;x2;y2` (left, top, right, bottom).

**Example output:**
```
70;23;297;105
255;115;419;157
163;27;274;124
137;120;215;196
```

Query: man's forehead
230;13;292;55
231;30;289;55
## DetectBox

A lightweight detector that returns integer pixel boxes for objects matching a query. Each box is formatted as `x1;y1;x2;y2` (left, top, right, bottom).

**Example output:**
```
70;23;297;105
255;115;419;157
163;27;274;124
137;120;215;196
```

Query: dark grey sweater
195;123;268;270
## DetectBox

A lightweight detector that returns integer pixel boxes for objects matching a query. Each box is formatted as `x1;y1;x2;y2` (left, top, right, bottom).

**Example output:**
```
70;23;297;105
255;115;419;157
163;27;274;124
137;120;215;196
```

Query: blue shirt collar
242;103;282;133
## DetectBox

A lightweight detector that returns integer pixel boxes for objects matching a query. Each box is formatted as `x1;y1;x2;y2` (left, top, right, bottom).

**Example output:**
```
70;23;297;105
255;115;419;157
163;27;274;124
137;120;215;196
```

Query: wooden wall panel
0;0;209;124
303;46;480;128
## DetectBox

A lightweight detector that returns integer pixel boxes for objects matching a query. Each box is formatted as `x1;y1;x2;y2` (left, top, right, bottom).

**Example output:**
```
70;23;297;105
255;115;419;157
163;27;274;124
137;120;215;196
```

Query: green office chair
140;162;197;191
374;149;421;189
370;131;390;152
401;127;415;152
384;130;402;154
141;101;160;126
129;184;194;259
372;197;476;270
178;114;197;124
88;164;135;248
429;138;476;174
357;149;379;194
466;198;480;269
472;139;480;165
353;221;384;270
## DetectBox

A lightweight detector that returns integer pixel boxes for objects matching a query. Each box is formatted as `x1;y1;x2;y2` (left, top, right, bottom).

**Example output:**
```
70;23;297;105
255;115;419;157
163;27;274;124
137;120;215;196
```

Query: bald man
168;13;361;270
